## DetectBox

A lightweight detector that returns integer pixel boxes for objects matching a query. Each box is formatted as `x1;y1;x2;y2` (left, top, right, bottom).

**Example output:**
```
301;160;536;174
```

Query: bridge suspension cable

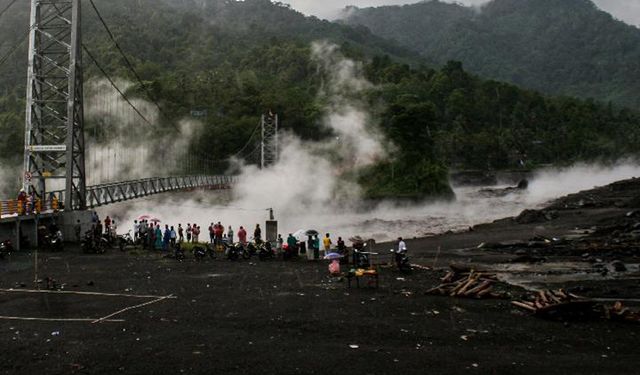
87;0;176;130
82;45;154;127
0;29;28;69
0;0;18;19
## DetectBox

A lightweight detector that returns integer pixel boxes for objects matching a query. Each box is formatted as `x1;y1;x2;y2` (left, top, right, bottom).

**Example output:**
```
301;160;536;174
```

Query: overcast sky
284;0;640;27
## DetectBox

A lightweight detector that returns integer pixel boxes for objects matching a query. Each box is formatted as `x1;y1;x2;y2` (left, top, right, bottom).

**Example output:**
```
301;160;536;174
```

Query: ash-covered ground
1;177;640;375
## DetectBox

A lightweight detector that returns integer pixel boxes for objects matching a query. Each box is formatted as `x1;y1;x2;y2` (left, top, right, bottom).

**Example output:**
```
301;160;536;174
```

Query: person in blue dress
154;225;163;250
163;225;171;251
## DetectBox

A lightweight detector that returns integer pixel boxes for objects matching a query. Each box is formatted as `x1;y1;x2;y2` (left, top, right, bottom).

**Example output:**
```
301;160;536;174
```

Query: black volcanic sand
2;179;640;375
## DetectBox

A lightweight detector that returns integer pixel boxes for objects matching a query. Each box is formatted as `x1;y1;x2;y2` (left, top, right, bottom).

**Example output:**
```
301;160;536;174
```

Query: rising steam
231;41;387;215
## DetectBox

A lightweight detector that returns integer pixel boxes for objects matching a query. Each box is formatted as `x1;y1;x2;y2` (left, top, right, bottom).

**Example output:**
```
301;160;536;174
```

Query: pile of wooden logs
425;269;507;299
511;289;597;319
512;290;640;323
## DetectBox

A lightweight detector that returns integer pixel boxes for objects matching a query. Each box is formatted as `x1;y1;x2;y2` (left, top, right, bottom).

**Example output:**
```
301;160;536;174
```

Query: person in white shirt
395;237;408;268
397;237;407;253
133;220;140;241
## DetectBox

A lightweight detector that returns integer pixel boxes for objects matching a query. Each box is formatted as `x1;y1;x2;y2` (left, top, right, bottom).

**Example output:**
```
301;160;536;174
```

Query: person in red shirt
104;216;112;235
214;221;223;245
237;226;247;245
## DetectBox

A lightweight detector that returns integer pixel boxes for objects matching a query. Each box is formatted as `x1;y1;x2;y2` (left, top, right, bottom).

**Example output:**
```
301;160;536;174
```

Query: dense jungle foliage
343;0;640;109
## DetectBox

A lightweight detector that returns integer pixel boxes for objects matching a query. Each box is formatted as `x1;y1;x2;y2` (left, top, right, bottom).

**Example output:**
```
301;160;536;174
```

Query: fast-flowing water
98;163;640;243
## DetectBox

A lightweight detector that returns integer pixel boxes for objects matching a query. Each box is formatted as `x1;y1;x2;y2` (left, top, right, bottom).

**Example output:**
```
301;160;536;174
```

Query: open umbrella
305;229;319;237
292;229;307;240
149;218;161;224
138;214;151;220
324;252;343;260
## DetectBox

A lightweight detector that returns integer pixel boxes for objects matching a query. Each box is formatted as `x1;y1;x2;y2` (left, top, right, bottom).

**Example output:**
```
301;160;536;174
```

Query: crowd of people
130;219;264;252
89;214;409;269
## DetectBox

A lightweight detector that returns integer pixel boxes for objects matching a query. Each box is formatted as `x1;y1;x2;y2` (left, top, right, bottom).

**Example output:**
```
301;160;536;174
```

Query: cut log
546;291;562;304
512;301;537;312
464;280;492;296
441;271;454;283
476;287;494;297
555;289;568;299
455;276;480;296
425;286;447;295
538;291;549;304
450;275;474;296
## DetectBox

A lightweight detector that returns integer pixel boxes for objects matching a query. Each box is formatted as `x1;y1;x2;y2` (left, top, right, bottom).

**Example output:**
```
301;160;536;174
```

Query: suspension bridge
0;0;279;249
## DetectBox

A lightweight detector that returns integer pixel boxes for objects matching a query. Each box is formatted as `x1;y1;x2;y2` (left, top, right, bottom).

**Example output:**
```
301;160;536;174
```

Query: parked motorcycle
81;230;106;254
194;244;216;261
258;241;276;260
226;242;250;261
0;239;13;259
118;231;136;251
390;248;412;273
40;230;64;252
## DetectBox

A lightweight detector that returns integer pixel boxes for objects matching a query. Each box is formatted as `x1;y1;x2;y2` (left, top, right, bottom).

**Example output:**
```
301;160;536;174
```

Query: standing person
186;223;192;243
163;225;171;251
215;221;224;246
276;234;283;255
286;233;297;258
104;216;112;235
95;220;103;239
394;237;408;269
74;220;82;242
133;220;140;241
306;235;314;260
178;224;184;243
16;189;27;215
322;233;332;257
170;226;177;247
313;235;320;260
193;225;200;243
140;220;148;247
26;191;35;215
227;226;234;244
111;220;118;237
337;237;348;264
154;225;163;250
238;226;247;245
208;223;215;244
254;224;262;243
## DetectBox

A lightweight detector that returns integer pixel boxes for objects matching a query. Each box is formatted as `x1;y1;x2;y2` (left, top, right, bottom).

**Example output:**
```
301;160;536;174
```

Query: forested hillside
1;0;639;199
342;0;640;109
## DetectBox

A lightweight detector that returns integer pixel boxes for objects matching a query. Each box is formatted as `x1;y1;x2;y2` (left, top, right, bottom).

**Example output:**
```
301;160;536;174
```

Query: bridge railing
0;195;63;219
81;175;236;209
0;175;236;216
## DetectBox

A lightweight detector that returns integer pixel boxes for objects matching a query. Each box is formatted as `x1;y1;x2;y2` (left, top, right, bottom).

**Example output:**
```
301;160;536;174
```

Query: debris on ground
606;301;640;323
425;268;509;299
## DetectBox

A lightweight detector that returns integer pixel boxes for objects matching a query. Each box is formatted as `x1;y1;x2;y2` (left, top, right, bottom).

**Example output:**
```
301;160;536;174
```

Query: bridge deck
1;175;235;218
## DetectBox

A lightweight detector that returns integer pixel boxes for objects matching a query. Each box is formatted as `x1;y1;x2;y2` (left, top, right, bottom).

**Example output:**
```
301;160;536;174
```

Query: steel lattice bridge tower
260;112;279;169
23;0;86;210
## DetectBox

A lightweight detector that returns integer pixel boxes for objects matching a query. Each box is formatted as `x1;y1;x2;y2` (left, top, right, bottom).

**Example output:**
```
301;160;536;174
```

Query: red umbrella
138;214;152;220
149;218;161;224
